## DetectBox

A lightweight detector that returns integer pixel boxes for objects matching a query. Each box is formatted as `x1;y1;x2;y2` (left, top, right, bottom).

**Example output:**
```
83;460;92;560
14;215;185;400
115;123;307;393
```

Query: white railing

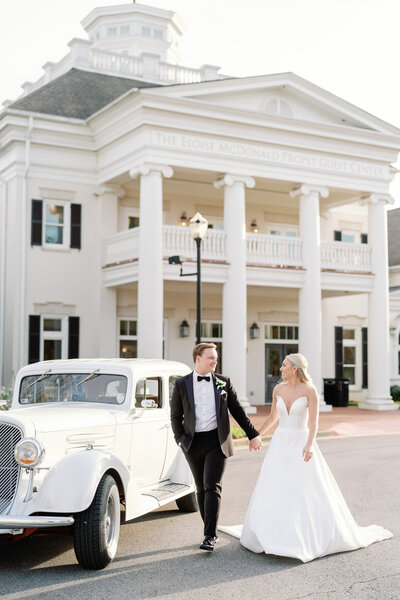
163;226;226;260
320;241;371;272
90;49;204;84
105;228;139;265
105;228;372;275
91;49;143;77
158;63;203;84
246;233;303;267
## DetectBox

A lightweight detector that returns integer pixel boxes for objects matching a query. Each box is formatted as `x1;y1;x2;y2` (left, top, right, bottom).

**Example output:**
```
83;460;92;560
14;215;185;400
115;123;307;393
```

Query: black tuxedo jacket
170;372;259;458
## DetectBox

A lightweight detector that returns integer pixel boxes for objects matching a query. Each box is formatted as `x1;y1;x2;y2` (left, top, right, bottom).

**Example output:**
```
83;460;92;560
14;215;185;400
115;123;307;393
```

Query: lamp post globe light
189;213;208;344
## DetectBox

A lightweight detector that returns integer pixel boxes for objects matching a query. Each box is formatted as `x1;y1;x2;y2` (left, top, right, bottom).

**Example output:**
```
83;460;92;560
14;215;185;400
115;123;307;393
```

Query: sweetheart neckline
276;395;307;416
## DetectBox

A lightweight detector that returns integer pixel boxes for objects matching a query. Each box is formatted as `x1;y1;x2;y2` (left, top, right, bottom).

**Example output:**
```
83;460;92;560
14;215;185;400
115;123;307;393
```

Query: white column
215;174;255;409
130;164;173;359
95;184;124;357
291;184;331;412
359;194;398;410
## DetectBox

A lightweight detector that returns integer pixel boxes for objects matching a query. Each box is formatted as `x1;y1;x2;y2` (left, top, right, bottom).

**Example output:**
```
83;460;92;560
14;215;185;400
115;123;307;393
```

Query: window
31;199;81;250
44;201;70;247
268;225;298;237
333;230;358;243
119;319;137;358
135;377;162;408
201;322;222;372
107;27;117;36
398;332;400;376
142;26;151;36
19;374;127;405
264;324;299;341
154;29;164;39
120;25;130;35
343;328;357;385
41;317;67;361
128;216;140;229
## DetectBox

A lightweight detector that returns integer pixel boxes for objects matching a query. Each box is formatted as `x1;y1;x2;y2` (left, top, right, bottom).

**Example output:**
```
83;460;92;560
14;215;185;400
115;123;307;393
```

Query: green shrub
390;386;400;402
231;426;246;439
0;387;13;410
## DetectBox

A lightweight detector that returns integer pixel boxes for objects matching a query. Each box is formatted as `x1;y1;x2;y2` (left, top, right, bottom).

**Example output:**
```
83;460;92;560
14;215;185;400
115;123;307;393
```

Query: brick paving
231;404;400;438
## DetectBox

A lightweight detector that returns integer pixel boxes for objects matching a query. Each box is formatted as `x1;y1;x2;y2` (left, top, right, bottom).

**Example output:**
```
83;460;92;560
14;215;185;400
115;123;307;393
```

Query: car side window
169;376;180;405
135;377;162;409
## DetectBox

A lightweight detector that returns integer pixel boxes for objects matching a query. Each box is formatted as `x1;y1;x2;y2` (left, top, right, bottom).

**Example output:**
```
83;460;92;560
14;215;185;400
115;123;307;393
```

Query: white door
129;377;168;488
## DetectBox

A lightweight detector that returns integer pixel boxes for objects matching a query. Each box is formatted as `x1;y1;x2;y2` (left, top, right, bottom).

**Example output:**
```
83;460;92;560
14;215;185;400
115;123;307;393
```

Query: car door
160;374;181;480
129;376;168;488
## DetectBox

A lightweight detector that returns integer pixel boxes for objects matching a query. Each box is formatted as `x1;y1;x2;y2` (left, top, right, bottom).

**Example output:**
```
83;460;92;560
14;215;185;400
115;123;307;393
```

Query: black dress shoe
199;535;219;551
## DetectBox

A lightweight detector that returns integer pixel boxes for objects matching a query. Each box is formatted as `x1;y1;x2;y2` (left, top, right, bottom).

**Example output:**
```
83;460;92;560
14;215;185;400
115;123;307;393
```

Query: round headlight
14;438;45;468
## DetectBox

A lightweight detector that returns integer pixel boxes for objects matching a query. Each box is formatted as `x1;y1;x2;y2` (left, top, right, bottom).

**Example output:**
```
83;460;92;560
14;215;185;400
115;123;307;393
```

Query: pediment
152;73;400;136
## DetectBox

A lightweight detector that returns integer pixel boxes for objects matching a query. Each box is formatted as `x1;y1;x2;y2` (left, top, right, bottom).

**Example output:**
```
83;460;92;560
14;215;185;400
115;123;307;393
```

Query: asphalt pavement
1;434;399;600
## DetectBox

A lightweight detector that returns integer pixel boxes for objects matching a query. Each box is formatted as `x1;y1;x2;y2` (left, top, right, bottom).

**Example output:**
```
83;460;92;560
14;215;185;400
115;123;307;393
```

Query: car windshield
19;373;128;405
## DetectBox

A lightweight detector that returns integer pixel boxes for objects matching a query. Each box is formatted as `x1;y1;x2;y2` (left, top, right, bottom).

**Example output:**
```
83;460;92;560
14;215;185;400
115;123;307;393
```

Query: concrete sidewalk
231;403;400;440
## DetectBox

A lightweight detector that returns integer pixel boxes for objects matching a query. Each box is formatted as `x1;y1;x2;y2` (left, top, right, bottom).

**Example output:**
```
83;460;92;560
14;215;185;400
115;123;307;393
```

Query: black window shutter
70;204;81;249
68;317;80;358
334;230;342;241
28;315;41;363
361;233;368;244
31;200;43;246
335;326;343;378
362;327;368;388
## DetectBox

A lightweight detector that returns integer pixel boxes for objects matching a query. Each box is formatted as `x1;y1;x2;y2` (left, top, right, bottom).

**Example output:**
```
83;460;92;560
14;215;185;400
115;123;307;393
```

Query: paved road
1;435;400;600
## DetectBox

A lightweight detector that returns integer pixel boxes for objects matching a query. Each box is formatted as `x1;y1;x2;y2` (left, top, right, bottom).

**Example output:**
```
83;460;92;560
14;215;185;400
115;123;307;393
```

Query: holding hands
249;436;262;452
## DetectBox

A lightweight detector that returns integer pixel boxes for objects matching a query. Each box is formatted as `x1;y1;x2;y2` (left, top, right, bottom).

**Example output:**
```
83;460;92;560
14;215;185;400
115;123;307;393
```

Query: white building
1;2;399;410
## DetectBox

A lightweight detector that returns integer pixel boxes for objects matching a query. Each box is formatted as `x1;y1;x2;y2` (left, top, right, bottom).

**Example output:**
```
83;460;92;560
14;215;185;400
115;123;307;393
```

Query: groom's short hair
193;342;217;363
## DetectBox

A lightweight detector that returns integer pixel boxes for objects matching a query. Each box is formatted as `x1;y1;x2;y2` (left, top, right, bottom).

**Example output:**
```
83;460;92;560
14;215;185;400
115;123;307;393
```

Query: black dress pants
184;428;227;537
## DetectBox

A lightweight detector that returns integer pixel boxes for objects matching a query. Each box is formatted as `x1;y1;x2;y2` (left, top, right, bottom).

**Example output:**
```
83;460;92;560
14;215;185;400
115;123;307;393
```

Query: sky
1;0;400;202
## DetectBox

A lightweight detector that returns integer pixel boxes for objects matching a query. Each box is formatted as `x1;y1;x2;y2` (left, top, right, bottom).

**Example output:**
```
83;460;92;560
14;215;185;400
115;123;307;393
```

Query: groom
171;342;262;552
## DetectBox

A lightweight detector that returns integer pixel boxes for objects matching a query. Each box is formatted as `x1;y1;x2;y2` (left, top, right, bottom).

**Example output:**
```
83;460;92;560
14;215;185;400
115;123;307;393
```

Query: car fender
31;450;142;514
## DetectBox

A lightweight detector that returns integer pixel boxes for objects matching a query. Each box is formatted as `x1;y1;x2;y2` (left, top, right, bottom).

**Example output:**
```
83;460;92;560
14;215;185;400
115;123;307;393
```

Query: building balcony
103;226;373;290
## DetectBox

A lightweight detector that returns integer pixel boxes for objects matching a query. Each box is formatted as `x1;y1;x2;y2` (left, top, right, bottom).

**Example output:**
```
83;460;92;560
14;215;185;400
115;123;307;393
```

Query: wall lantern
180;320;190;337
250;219;259;233
180;212;188;226
249;322;260;339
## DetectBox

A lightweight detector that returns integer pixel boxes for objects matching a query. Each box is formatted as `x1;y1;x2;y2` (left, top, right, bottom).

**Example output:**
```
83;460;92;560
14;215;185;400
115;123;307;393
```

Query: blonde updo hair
286;353;312;384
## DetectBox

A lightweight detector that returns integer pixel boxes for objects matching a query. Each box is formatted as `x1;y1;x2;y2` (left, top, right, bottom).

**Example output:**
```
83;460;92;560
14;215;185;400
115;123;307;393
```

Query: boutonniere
215;377;227;396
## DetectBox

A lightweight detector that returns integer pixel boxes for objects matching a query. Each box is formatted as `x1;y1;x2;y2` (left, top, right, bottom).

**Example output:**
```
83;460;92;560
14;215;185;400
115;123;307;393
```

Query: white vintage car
0;358;197;569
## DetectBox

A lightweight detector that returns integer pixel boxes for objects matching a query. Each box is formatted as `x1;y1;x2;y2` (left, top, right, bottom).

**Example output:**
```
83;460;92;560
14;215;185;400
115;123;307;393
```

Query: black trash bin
323;378;349;407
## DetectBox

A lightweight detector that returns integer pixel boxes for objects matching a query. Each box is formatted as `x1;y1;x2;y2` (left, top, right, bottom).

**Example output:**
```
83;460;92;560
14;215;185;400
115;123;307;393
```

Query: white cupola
81;2;186;65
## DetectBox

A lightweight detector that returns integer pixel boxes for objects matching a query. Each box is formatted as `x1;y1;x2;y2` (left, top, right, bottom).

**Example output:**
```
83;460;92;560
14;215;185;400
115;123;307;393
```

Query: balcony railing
163;225;226;261
104;226;372;274
247;233;303;268
320;241;371;272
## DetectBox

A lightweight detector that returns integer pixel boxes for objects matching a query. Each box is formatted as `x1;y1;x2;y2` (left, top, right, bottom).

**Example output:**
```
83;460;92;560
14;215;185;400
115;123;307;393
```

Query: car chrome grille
0;423;22;514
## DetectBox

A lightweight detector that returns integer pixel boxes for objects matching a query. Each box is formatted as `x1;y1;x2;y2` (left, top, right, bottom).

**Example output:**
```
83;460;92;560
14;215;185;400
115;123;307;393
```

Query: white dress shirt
193;371;218;432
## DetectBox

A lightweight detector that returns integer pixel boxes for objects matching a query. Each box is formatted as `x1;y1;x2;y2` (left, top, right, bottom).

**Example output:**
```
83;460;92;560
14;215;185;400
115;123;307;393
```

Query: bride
219;353;392;562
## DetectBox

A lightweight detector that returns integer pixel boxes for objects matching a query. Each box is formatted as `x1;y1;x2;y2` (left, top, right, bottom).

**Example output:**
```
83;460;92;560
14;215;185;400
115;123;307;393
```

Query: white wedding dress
219;396;392;562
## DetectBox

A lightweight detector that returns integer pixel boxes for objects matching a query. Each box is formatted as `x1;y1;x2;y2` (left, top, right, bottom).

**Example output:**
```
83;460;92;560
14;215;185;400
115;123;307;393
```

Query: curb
233;429;334;448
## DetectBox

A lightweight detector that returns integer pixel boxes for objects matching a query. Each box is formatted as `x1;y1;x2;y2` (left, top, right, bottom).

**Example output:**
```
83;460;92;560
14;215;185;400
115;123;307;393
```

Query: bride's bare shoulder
273;382;286;395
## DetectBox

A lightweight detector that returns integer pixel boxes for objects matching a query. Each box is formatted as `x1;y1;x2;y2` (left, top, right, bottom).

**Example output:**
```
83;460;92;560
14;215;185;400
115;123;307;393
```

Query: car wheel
73;473;121;570
176;491;198;512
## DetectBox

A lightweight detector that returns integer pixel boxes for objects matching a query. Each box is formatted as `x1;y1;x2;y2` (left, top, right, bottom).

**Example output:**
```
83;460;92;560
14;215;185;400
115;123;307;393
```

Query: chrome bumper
0;515;74;530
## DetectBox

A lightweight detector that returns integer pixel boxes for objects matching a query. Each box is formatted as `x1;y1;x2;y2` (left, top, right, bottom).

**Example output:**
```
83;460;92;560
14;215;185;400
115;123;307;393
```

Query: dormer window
142;26;151;36
120;25;130;35
107;26;117;36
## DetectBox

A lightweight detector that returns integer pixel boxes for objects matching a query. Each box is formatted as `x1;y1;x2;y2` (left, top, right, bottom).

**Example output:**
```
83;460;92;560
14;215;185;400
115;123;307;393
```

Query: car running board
142;482;191;502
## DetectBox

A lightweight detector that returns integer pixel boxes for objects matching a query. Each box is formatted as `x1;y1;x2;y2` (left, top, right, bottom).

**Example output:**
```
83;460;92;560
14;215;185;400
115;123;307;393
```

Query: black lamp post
188;213;208;344
168;212;208;345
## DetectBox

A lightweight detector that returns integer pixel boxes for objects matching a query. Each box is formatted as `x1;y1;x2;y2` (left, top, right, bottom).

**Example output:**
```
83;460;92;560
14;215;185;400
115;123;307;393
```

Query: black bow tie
197;375;211;382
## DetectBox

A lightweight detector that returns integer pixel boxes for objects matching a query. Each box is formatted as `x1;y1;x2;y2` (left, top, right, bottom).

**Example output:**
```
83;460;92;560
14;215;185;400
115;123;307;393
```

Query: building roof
9;68;157;120
388;207;400;267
